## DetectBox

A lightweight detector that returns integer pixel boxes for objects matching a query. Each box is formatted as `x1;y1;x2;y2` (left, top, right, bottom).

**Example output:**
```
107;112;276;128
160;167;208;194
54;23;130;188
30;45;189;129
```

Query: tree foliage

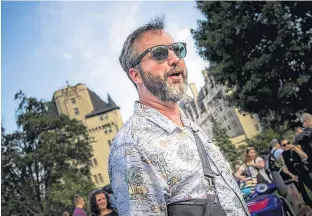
1;92;95;216
211;117;242;164
246;128;295;157
191;1;312;127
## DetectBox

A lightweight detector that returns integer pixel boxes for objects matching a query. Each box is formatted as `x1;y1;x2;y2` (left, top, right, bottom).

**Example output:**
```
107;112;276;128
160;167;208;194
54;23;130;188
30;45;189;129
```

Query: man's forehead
134;30;175;52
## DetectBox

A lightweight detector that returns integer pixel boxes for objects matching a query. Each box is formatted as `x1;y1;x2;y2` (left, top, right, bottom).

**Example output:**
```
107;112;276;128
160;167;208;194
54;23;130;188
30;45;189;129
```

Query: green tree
211;118;241;164
246;128;295;155
246;128;280;154
191;2;312;128
1;92;95;216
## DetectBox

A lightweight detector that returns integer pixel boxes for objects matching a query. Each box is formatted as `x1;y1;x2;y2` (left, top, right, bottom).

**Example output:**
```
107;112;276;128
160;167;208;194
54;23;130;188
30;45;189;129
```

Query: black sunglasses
282;142;290;147
132;42;187;67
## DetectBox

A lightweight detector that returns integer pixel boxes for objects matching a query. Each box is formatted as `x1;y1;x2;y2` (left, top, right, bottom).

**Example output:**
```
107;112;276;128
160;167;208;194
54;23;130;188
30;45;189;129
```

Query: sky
2;1;208;133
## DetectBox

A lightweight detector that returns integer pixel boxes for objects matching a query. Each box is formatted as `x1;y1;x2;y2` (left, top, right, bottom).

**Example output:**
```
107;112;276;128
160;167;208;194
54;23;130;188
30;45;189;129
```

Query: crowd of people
234;113;312;213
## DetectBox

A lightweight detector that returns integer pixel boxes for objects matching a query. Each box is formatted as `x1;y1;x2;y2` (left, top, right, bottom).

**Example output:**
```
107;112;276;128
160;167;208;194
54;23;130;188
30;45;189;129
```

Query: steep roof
47;96;60;118
85;90;120;118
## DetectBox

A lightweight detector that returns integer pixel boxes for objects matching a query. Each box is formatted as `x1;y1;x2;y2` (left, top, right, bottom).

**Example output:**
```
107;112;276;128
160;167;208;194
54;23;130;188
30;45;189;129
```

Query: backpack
267;149;280;172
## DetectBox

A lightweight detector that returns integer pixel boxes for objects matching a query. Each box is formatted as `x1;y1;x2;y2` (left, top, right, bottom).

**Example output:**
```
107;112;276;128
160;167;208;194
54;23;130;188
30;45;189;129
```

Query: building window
98;173;104;183
223;116;227;121
93;158;98;166
227;125;231;130
232;120;238;127
104;124;112;134
255;125;260;131
71;98;76;104
228;111;234;117
218;106;223;112
99;114;108;121
108;140;111;146
74;108;80;115
93;175;99;184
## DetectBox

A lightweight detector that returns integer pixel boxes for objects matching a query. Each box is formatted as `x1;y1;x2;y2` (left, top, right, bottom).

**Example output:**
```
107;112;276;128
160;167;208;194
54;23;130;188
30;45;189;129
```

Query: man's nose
167;49;180;66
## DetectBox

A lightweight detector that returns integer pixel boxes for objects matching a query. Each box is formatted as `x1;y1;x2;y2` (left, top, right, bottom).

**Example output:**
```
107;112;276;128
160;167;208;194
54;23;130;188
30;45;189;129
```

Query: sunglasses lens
151;45;168;61
172;42;187;58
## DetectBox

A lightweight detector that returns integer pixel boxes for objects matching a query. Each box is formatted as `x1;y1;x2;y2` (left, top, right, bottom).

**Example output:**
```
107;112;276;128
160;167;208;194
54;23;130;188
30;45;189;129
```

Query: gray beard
138;66;188;103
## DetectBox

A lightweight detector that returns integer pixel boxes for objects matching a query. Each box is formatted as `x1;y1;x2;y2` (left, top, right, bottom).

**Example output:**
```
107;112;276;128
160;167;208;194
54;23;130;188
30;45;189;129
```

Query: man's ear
129;67;143;85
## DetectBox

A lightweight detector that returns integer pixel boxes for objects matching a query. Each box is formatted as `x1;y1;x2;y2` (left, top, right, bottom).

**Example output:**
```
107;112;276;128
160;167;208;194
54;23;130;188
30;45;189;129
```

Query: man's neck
76;205;83;209
139;96;183;127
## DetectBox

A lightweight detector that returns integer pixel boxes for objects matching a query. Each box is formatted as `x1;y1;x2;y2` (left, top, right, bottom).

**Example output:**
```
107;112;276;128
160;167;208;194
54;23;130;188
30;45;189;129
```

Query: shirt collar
134;101;200;134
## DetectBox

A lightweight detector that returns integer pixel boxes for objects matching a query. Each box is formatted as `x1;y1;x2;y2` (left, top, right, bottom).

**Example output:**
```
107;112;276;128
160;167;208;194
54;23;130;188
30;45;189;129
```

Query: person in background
295;113;312;172
235;147;271;184
283;134;312;207
63;211;70;216
269;139;303;212
73;195;87;216
280;138;307;212
269;139;298;181
89;189;118;216
102;184;116;209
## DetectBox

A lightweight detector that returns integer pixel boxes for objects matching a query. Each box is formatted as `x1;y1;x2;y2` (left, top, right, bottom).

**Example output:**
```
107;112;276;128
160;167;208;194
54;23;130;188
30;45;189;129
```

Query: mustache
165;66;186;77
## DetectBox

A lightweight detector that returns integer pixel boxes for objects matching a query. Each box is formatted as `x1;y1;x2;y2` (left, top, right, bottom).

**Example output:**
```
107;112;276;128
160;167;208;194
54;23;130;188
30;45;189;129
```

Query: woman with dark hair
89;189;118;216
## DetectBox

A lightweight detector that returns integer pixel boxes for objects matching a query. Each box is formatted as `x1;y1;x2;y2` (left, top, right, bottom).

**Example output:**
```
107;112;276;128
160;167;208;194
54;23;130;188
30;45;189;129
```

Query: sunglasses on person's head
282;142;290;147
132;42;187;67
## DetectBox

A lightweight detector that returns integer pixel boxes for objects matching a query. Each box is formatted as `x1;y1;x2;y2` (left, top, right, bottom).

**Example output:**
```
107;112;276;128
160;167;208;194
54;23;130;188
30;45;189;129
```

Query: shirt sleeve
255;156;264;163
108;141;167;216
239;164;246;172
273;149;284;159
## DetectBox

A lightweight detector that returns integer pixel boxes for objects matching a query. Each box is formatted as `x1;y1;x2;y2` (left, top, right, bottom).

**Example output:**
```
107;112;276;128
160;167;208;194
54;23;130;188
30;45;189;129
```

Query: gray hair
271;139;279;147
119;16;165;86
300;113;312;123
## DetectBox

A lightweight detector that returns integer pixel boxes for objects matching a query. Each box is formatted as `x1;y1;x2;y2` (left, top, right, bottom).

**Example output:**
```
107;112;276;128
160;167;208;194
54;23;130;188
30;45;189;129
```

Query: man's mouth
168;72;182;77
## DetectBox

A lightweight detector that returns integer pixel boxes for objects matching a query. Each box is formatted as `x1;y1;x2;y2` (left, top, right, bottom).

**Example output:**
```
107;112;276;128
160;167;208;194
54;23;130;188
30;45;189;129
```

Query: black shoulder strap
192;130;217;178
191;129;250;216
268;149;279;170
272;149;278;159
270;149;278;160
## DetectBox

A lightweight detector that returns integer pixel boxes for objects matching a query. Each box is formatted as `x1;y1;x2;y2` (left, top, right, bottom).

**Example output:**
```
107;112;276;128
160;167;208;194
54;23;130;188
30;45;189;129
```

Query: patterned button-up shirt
109;102;249;216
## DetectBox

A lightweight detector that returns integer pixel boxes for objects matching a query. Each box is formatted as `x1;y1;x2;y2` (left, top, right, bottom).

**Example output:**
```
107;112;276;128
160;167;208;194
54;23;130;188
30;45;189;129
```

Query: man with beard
108;17;249;216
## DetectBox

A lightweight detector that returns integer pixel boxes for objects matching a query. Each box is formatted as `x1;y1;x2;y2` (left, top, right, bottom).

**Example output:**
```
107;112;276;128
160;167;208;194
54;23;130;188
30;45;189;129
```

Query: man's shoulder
73;208;87;216
111;114;155;149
